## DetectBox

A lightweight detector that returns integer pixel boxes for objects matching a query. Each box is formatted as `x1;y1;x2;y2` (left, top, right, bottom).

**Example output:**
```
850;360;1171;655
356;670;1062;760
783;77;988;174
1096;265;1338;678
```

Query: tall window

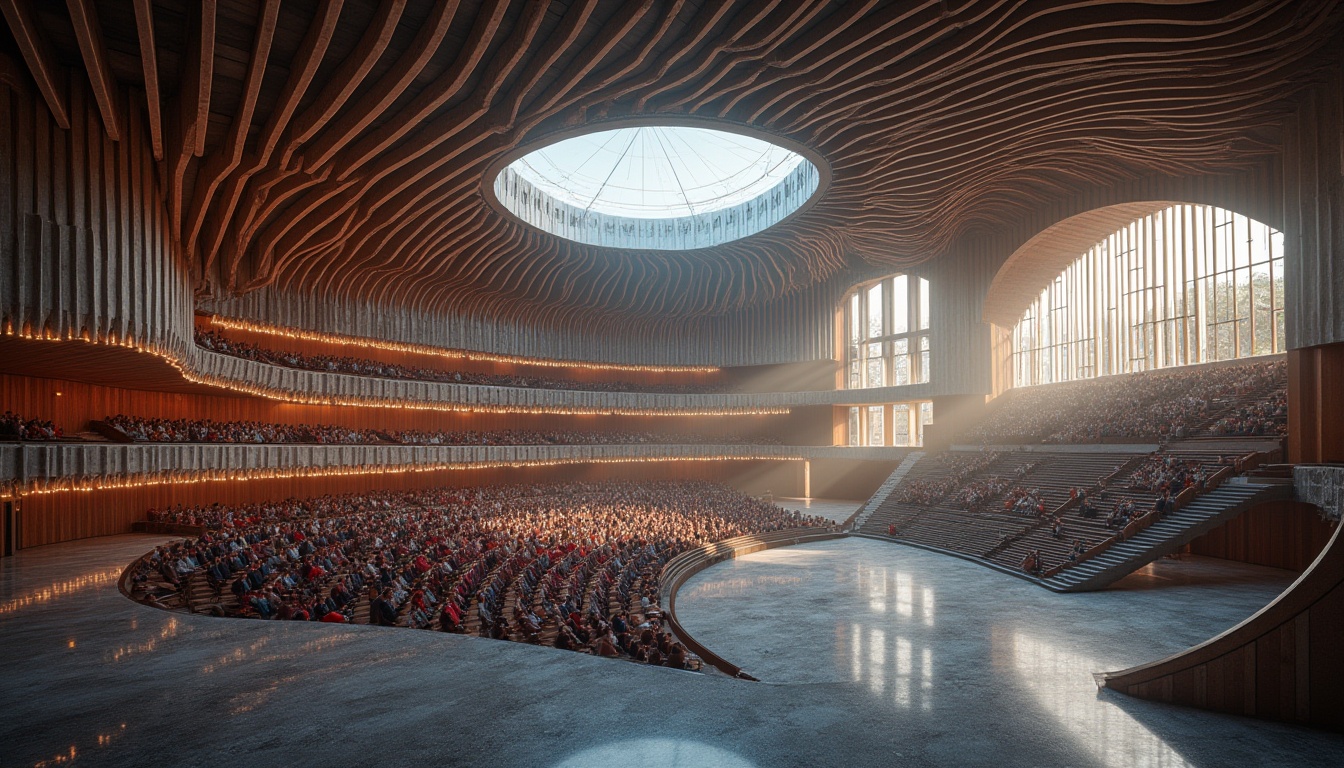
844;274;932;389
846;401;934;447
1011;205;1285;387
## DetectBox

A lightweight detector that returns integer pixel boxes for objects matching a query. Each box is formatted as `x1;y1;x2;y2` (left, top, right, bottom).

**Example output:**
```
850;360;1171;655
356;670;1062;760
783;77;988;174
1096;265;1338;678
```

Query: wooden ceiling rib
64;0;121;140
4;0;1343;327
130;0;162;160
0;0;70;128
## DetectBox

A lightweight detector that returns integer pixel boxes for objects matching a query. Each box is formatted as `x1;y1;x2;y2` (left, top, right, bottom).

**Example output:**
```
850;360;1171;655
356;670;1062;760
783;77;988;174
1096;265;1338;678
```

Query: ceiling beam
0;0;71;129
64;0;122;141
130;0;163;160
181;0;215;158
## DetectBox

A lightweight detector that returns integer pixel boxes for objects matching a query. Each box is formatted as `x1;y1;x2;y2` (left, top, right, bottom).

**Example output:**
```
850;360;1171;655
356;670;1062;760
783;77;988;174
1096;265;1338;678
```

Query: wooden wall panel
1288;342;1344;464
1187;500;1335;571
1283;60;1344;351
1101;467;1344;731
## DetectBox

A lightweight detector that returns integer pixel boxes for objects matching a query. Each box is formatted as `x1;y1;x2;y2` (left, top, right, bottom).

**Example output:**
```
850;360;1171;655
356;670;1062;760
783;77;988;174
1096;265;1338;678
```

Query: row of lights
208;315;721;374
3;328;787;417
5;454;803;499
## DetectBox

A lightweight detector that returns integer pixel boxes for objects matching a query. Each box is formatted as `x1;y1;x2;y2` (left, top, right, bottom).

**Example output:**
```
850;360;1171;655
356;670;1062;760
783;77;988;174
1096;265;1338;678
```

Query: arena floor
3;534;1341;767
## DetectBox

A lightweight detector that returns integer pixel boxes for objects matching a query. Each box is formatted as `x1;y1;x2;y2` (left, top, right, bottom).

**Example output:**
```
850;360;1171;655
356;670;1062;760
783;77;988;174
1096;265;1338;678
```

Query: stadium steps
1043;481;1291;592
848;452;924;531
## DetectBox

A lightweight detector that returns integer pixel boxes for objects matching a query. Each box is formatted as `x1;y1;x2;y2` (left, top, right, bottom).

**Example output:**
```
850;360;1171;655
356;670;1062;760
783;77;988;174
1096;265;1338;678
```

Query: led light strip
208;316;720;373
2;330;786;417
5;454;803;498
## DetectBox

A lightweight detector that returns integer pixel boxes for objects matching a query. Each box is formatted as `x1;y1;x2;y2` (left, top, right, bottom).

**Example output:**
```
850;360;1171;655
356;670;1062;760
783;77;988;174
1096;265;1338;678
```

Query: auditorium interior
4;1;1344;765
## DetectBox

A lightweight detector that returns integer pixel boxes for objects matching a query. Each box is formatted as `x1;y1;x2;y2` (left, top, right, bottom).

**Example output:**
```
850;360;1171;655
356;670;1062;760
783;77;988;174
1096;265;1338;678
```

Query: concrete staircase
848;452;924;531
1044;481;1291;592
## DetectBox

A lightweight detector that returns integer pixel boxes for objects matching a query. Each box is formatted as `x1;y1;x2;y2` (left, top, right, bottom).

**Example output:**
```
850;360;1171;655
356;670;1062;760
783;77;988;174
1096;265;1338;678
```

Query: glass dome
492;125;821;250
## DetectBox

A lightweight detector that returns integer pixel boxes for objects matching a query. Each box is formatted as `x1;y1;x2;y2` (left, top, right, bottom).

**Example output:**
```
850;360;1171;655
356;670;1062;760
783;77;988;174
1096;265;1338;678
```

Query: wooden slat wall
1288;343;1344;463
1187;500;1335;571
202;269;857;368
1104;519;1344;730
1283;60;1344;350
0;67;194;360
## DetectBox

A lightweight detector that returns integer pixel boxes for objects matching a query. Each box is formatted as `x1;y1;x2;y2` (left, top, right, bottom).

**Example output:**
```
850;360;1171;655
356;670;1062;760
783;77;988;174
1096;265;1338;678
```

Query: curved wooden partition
659;528;845;680
1097;466;1344;730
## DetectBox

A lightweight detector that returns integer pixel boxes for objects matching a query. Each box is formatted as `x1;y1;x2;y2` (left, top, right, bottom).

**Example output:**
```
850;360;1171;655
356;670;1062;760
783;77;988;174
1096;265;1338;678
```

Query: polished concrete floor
1;534;1340;767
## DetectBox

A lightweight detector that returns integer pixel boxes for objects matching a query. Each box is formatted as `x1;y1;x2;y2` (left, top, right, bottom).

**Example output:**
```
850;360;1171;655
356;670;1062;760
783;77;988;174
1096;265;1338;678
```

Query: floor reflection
552;738;756;768
839;564;936;709
673;537;1336;764
5;534;1337;767
0;567;122;616
999;629;1191;768
29;722;128;768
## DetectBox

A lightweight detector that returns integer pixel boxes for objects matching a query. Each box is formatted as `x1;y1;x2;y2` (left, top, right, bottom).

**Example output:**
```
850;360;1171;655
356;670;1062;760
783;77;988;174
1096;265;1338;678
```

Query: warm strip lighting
6;455;803;498
208;316;719;373
2;330;782;417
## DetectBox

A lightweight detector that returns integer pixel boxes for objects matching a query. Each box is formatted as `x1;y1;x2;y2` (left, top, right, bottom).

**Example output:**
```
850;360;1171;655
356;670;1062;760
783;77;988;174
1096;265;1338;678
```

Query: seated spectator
128;480;825;672
0;410;63;440
103;414;781;448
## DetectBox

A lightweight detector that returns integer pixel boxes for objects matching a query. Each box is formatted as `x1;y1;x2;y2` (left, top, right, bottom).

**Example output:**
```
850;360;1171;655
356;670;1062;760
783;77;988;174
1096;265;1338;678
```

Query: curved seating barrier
658;528;845;680
180;347;942;413
1096;465;1344;730
0;443;910;495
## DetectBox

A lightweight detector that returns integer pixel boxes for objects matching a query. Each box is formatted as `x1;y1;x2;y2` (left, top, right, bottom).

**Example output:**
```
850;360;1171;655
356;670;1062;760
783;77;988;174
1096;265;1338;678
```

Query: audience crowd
130;481;827;670
197;330;720;395
106;414;374;444
898;452;1003;506
967;360;1286;444
0;411;63;440
1208;390;1288;436
102;416;779;446
1125;455;1209;495
103;414;779;447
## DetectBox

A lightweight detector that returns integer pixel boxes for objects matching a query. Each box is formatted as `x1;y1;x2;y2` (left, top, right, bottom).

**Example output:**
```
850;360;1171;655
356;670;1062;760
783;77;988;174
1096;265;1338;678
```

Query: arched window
843;274;931;389
1011;205;1284;387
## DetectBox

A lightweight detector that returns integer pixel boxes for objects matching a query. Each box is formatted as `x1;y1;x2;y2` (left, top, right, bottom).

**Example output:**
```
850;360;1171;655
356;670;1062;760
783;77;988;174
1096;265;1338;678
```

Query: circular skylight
491;125;822;250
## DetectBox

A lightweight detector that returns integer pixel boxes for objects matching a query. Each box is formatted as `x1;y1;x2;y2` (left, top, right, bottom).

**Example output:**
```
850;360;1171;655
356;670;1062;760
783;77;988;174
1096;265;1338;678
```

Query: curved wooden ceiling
4;0;1343;325
981;201;1177;329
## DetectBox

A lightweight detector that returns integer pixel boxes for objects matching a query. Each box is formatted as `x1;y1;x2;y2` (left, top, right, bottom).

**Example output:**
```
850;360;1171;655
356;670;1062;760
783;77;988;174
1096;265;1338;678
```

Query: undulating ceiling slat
3;0;1341;330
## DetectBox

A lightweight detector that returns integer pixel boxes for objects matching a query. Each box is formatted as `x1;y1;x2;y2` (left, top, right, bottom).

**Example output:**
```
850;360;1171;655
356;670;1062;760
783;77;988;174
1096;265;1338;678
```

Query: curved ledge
2;330;938;413
182;347;943;412
0;442;911;496
658;529;846;680
1097;466;1344;730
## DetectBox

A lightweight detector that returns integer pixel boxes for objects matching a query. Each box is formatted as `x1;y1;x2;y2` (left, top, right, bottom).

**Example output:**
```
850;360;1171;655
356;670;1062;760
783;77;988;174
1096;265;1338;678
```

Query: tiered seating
890;452;1043;554
865;451;1145;564
965;358;1286;444
869;446;1259;578
127;481;828;670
